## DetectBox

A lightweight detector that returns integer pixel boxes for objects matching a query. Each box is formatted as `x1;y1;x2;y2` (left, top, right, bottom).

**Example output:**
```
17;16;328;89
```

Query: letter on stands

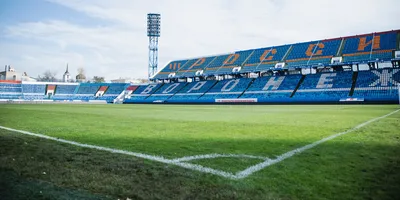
169;63;181;70
358;35;381;51
262;77;285;90
223;54;240;65
141;85;157;94
221;79;240;92
260;49;277;62
305;43;325;57
162;83;180;94
189;58;206;70
316;73;336;89
187;81;207;93
370;69;400;87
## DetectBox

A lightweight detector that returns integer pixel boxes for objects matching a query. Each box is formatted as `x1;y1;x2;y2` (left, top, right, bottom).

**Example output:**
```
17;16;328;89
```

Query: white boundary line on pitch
171;153;268;162
0;109;398;180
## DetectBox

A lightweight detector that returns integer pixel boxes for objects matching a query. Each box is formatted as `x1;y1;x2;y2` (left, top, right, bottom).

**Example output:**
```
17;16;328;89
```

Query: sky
0;0;399;80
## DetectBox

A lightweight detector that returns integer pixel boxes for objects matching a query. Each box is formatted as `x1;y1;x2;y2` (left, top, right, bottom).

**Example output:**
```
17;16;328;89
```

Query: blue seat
352;69;400;101
242;74;302;102
175;57;217;78
292;71;353;102
153;60;189;79
105;83;128;95
55;85;78;94
342;31;397;63
0;82;23;99
285;39;341;68
242;45;291;73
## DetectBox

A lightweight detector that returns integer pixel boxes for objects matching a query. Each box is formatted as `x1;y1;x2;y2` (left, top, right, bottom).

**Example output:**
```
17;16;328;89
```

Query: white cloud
1;0;399;80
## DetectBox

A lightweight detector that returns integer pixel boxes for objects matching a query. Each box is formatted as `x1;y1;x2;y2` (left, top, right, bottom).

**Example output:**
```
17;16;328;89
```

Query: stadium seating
153;60;189;79
1;30;399;104
241;74;302;102
22;84;46;94
285;39;342;68
1;68;399;104
168;80;217;102
93;83;128;103
50;84;78;101
0;82;23;99
53;83;127;102
151;30;398;80
145;82;188;102
76;84;100;94
97;95;119;103
242;45;291;73
352;69;400;102
104;83;128;95
55;85;77;95
0;83;22;93
203;54;232;76
22;84;47;100
124;83;164;103
175;56;217;78
342;31;397;63
292;71;353;102
204;50;254;76
199;78;253;101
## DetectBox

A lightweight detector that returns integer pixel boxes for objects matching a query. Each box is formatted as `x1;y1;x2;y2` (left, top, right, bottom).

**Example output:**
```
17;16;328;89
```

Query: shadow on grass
0;169;107;200
1;129;400;200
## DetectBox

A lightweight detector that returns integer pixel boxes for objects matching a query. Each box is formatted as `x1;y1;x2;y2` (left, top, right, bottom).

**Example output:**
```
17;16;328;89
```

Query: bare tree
92;76;105;83
77;67;85;75
76;67;86;82
37;70;57;82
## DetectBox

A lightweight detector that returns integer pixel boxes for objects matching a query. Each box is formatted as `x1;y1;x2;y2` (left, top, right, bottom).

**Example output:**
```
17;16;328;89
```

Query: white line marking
0;109;398;180
235;108;400;179
0;125;237;179
172;154;268;162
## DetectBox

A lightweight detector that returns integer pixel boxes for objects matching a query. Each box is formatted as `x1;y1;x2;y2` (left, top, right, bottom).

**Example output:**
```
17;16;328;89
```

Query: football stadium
1;1;400;200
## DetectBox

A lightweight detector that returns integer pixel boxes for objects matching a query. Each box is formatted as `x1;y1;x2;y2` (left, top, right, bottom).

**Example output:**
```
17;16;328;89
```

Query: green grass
1;104;400;199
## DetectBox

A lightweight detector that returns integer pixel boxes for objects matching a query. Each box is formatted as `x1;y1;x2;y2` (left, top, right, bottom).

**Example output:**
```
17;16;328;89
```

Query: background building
1;65;22;81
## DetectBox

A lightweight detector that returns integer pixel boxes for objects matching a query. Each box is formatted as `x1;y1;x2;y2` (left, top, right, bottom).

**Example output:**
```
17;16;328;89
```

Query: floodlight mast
147;13;161;79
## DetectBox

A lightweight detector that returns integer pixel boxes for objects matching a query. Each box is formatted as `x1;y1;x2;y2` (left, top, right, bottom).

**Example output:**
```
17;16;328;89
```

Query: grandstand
22;83;47;100
124;68;399;104
1;30;400;104
123;29;400;104
0;81;23;100
153;30;400;80
0;81;129;103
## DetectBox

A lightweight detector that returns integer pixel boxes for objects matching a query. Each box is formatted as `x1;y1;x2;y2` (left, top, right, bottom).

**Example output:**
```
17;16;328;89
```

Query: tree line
37;68;105;83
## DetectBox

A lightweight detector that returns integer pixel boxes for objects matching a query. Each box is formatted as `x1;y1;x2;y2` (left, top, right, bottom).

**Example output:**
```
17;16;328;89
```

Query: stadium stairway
198;80;219;99
336;38;345;57
238;78;256;98
349;71;359;96
114;84;135;104
146;83;165;99
240;50;255;68
397;32;400;50
73;84;80;94
290;75;306;98
166;83;189;100
281;45;293;62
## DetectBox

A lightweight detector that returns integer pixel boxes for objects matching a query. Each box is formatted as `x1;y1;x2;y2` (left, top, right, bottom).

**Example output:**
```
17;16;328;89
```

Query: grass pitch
1;104;400;199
